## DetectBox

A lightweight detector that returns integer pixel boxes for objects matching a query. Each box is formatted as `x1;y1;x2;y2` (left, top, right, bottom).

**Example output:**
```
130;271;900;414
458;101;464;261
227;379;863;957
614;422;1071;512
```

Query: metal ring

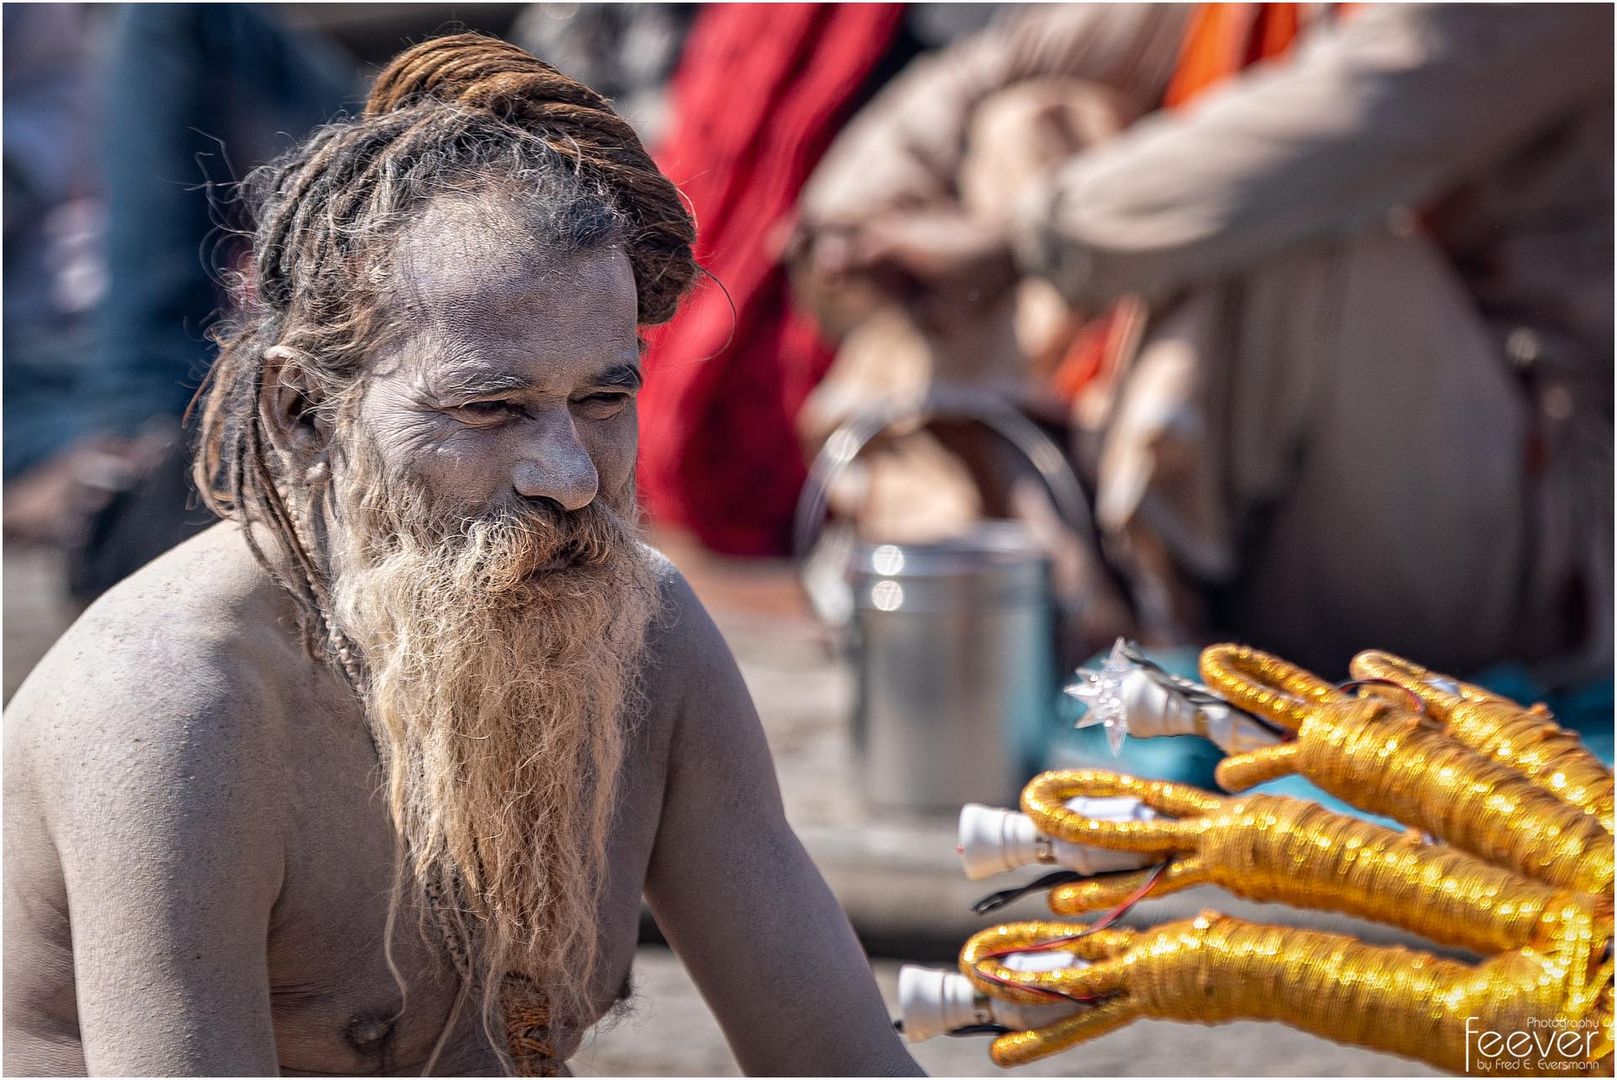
792;386;1097;563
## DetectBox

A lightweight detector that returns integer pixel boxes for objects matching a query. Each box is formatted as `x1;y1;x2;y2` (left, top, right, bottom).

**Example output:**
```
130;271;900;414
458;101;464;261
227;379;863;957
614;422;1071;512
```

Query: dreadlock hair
192;32;697;666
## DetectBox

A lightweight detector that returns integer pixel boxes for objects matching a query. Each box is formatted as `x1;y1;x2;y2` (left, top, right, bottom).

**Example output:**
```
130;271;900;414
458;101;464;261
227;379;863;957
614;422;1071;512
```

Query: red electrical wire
969;862;1170;1005
1336;678;1426;716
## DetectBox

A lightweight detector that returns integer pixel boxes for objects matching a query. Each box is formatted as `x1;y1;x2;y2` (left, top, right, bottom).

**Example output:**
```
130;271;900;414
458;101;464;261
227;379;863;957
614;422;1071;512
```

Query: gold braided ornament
1020;770;1605;960
1349;649;1614;831
955;646;1614;1074
1200;645;1612;895
963;911;1612;1072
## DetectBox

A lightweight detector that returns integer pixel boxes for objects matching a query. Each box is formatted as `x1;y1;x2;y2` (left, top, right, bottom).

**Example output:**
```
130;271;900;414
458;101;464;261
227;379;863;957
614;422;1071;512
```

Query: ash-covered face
343;196;643;531
317;198;662;1040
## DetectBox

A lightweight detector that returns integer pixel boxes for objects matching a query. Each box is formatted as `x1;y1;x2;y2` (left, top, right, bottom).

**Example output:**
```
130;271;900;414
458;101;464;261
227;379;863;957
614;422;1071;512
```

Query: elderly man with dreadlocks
3;36;924;1078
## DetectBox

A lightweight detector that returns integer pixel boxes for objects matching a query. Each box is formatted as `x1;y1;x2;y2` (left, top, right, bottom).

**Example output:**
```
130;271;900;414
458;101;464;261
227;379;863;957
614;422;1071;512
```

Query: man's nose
512;416;599;512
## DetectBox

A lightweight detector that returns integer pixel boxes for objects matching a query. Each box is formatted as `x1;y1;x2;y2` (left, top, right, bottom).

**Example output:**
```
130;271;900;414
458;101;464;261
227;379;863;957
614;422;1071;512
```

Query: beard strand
326;437;659;1044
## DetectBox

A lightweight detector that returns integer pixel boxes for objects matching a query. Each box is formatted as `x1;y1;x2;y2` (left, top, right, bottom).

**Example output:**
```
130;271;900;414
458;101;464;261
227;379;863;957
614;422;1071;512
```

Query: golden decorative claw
950;646;1614;1075
1020;769;1608;958
1350;649;1614;830
1200;644;1613;894
963;911;1613;1073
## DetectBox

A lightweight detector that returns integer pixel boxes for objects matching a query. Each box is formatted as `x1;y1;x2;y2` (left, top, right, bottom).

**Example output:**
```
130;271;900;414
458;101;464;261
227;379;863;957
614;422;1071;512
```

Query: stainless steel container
797;391;1093;812
850;524;1053;809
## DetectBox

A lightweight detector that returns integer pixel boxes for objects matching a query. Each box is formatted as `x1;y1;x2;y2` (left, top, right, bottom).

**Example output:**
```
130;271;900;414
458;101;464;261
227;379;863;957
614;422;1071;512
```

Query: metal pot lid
851;521;1050;579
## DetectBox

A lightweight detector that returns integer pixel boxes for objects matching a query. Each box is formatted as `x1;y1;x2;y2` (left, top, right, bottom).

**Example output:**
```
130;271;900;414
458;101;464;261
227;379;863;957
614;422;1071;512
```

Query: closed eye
573;391;632;419
450;399;522;424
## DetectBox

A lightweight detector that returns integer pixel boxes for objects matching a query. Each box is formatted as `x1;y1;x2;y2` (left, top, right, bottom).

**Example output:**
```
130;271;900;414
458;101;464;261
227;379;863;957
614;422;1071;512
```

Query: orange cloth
1165;3;1307;109
1051;2;1333;404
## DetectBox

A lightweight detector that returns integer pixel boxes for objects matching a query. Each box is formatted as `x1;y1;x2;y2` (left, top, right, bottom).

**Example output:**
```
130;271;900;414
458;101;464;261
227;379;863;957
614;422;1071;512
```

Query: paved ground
3;533;1439;1075
571;945;1436;1077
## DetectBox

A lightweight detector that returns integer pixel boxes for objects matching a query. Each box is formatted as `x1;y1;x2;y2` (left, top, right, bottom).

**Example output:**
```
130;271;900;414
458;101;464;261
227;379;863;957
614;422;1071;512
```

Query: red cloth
638;3;904;556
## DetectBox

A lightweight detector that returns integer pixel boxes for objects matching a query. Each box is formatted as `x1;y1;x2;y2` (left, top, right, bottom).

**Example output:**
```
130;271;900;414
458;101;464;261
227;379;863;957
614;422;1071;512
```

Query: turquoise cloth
1044;648;1613;825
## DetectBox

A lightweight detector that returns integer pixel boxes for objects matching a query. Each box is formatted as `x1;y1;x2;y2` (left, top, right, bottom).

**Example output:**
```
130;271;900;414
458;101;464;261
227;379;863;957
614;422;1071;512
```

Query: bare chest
267;690;670;1075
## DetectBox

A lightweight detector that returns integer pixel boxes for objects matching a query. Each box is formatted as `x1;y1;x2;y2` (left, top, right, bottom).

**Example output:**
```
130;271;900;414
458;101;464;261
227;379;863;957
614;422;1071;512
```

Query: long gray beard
326;444;660;1039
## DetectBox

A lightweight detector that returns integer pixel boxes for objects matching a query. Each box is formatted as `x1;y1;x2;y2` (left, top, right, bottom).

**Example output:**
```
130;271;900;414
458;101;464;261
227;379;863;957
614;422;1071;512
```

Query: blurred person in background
4;4;357;600
634;2;1000;556
2;6;118;545
92;4;354;445
69;4;356;599
794;3;1613;688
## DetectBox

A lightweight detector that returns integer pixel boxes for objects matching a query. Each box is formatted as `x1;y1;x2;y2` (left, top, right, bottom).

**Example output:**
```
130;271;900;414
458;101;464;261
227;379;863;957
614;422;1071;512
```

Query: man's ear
259;345;332;466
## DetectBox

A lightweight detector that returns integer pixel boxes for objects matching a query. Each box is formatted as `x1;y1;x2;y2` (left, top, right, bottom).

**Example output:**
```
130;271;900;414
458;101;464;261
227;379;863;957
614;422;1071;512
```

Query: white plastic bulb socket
958;797;1158;881
898;956;1086;1042
1070;641;1280;755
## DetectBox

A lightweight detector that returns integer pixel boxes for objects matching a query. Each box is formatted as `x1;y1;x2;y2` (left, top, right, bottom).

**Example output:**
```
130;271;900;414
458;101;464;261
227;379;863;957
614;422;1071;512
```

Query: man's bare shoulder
639;548;739;701
6;523;313;828
635;547;766;770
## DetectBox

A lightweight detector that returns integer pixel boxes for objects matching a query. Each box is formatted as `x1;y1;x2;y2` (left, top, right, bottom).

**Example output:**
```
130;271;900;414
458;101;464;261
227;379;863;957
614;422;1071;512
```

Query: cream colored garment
801;2;1612;680
1107;227;1533;675
801;4;1190;226
1007;3;1612;678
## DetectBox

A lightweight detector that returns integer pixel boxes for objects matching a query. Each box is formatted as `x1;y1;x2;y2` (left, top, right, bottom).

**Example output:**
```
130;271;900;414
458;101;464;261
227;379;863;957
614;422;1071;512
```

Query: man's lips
525;543;590;575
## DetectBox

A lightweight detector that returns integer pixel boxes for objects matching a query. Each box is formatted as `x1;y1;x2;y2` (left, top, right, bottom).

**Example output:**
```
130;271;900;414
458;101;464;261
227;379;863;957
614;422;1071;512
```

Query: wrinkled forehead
387;194;578;321
369;192;638;376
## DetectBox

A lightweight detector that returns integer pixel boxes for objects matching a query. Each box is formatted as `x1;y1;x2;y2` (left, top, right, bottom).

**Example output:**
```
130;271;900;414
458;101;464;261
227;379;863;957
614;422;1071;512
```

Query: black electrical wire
971;871;1086;916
